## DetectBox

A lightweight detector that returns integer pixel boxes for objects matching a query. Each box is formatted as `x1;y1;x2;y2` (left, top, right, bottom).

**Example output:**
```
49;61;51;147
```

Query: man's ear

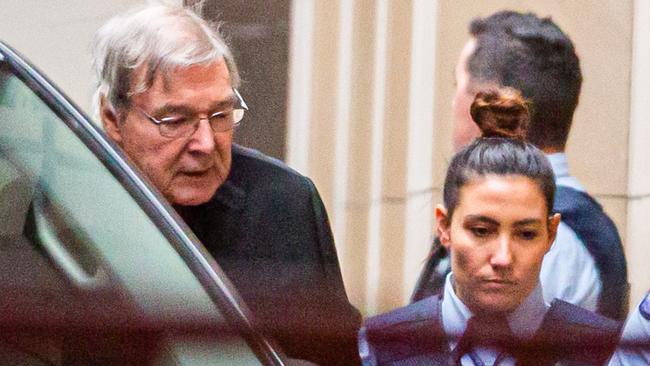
435;204;451;249
546;213;561;252
99;95;123;144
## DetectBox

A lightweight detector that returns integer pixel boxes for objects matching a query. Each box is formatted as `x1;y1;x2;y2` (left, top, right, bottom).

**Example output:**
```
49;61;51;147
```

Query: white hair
92;3;240;119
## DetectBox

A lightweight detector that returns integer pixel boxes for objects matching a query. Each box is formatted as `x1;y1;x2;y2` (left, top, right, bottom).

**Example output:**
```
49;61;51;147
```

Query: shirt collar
507;283;548;340
441;273;549;343
442;273;473;341
545;152;586;192
545;152;570;179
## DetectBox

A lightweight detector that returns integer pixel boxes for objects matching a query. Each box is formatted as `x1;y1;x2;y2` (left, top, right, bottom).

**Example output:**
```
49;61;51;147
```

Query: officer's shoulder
364;295;440;336
361;296;447;363
548;299;621;333
640;291;650;320
231;144;312;188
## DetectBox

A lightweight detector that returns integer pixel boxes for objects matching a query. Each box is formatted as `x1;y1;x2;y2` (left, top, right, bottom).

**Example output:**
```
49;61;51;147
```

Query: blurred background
2;0;648;316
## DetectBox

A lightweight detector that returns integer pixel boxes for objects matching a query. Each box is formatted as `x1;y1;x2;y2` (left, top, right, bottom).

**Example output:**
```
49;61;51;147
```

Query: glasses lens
233;109;245;124
209;109;245;133
157;105;246;137
160;119;197;138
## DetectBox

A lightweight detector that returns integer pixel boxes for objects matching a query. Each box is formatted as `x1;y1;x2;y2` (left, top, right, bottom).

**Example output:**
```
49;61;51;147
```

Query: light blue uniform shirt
441;274;548;366
540;153;601;311
608;292;650;365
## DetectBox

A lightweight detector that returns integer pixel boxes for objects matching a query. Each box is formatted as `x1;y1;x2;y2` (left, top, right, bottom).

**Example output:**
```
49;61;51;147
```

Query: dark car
0;41;310;365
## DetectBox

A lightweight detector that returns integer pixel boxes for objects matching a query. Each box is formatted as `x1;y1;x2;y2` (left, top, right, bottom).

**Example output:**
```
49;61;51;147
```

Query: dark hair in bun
442;87;555;219
470;87;530;140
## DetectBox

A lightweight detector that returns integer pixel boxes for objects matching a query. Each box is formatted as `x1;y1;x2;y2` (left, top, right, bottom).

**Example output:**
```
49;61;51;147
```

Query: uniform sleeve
358;327;378;366
608;293;650;365
540;221;601;311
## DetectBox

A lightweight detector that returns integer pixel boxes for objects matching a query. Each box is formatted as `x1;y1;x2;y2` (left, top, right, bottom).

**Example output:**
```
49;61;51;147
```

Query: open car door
0;41;290;366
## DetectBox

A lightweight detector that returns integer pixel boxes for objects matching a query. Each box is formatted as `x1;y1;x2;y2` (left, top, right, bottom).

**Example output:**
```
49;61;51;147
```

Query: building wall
287;0;647;315
200;0;291;161
0;0;170;115
2;0;645;316
287;0;439;314
627;0;650;308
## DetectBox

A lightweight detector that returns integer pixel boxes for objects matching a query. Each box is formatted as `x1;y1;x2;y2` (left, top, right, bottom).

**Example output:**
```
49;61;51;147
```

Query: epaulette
522;299;622;365
362;295;447;363
640;291;650;321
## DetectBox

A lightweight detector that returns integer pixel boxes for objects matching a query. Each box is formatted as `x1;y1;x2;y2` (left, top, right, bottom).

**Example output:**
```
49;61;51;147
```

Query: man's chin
168;187;219;206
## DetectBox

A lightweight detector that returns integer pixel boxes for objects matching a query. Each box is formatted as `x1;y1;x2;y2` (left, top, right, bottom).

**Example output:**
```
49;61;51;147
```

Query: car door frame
0;41;287;366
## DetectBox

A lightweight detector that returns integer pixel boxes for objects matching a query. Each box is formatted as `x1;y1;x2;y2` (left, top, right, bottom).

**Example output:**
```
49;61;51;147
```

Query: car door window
0;47;277;365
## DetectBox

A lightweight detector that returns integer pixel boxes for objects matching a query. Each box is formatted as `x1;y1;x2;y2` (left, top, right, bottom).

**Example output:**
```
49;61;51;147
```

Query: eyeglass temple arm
233;88;248;110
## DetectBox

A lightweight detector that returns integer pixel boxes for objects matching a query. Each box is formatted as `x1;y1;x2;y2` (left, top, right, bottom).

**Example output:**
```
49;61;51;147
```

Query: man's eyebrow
150;94;238;116
150;104;194;116
207;94;238;111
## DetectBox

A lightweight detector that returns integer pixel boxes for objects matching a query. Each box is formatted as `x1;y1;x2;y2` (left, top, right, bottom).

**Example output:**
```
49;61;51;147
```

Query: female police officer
359;88;621;366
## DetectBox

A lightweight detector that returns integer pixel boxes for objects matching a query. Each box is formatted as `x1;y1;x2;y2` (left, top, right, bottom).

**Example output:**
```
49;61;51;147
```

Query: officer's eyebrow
513;218;543;227
463;215;499;226
463;215;543;227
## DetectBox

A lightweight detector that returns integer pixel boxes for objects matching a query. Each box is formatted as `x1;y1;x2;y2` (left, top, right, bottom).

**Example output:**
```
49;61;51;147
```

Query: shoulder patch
640;291;650;321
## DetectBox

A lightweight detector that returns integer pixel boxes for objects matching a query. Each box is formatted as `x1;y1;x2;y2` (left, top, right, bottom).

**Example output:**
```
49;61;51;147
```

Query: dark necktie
450;315;516;366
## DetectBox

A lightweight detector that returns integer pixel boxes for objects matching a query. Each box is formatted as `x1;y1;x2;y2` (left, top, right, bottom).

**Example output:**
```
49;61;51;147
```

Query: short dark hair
466;11;582;150
443;88;555;220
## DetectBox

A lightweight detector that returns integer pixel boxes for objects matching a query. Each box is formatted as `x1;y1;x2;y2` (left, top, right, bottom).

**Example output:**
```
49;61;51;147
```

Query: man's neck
541;146;563;154
173;204;198;223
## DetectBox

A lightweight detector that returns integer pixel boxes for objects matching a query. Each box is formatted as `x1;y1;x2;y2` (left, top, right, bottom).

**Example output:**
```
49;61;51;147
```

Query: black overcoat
180;144;362;366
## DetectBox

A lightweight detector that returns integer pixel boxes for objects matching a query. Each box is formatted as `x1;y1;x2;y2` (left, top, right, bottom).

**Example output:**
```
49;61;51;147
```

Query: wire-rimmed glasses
137;88;248;138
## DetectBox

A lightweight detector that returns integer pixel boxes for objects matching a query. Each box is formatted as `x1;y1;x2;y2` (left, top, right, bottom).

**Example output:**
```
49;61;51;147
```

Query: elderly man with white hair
93;4;361;365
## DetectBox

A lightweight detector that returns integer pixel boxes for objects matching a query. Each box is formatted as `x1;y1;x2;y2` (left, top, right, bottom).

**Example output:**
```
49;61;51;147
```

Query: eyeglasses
137;89;248;138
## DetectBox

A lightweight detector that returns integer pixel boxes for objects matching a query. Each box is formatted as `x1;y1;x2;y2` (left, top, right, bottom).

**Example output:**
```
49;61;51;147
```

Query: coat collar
211;179;246;212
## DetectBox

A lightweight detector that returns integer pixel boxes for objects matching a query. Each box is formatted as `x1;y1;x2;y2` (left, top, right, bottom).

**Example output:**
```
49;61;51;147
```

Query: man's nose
188;118;216;153
490;235;514;268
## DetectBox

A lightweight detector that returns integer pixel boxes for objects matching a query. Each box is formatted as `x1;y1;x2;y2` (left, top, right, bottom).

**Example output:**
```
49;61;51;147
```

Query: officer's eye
470;226;491;238
518;229;539;241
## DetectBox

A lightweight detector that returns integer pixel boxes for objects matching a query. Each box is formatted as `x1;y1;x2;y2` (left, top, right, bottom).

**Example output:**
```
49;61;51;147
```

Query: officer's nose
188;118;216;153
490;235;514;268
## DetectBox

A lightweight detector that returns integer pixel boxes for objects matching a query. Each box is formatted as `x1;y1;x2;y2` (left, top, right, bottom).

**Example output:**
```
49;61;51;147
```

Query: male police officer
93;4;361;365
609;291;650;365
412;10;629;320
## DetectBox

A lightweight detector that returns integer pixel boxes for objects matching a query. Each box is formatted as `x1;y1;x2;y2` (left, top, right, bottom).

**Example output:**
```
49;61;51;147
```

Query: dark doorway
186;1;291;161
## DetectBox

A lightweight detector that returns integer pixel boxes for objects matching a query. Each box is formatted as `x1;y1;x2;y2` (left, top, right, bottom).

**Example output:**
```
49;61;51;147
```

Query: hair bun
470;87;530;140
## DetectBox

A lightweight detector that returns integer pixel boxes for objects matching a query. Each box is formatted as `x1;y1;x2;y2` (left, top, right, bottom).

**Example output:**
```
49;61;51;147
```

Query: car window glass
0;63;263;365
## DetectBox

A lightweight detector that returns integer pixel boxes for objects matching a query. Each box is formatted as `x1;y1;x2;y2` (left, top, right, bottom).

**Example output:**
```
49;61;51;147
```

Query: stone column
626;0;650;305
287;0;438;314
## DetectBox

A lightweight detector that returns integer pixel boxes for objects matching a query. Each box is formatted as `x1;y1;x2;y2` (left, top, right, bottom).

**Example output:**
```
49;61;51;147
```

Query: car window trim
0;41;286;366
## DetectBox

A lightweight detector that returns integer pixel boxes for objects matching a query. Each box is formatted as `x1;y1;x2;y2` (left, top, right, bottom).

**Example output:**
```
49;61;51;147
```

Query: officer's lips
482;278;517;289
